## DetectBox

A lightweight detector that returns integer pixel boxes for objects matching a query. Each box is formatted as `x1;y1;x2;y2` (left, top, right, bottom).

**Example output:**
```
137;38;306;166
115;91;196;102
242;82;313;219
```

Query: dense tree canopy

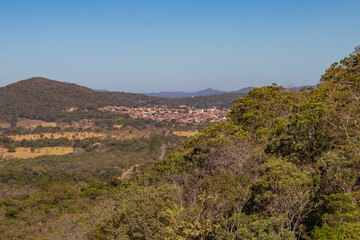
87;49;360;239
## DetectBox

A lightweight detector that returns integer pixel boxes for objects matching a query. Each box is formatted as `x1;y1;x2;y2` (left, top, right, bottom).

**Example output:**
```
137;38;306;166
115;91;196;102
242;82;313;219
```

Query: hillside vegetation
0;132;184;239
86;49;360;239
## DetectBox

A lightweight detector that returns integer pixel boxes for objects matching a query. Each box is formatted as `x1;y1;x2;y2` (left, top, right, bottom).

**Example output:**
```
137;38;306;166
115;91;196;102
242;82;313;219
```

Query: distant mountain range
143;87;255;98
94;89;109;92
141;85;317;98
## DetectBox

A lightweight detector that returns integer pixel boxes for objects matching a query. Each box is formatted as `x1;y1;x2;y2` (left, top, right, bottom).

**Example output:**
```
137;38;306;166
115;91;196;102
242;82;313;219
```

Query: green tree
255;158;319;236
6;144;16;152
229;85;297;139
312;192;360;240
88;184;180;240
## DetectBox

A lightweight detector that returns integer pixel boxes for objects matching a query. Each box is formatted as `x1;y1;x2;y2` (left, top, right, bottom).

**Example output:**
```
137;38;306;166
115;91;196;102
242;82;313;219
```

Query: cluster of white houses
99;105;229;124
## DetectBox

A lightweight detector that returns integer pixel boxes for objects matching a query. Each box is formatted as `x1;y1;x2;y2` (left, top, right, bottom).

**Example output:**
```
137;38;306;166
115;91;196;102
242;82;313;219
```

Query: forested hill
0;77;245;122
0;77;113;121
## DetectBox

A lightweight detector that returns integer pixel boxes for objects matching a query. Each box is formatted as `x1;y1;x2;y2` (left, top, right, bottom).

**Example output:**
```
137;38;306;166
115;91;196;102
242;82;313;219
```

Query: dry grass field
172;131;198;137
16;119;58;129
0;147;74;159
0;119;71;129
8;132;110;141
8;129;151;141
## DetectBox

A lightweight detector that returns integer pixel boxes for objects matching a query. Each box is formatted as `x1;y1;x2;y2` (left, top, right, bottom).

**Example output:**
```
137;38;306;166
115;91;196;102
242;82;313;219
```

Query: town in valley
99;105;229;124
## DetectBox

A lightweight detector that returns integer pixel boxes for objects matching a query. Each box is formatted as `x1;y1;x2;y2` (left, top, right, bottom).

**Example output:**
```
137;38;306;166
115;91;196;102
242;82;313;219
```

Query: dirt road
159;130;170;160
119;164;140;180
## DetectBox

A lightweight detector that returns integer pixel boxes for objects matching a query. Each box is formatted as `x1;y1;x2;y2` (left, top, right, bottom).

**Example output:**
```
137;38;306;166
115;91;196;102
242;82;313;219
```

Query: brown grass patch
16;119;58;129
0;147;74;159
8;132;108;141
172;131;198;137
8;130;151;141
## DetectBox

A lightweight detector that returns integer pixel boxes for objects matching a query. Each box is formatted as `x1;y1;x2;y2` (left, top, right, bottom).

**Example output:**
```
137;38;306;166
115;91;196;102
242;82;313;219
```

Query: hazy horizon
0;76;316;94
1;0;359;92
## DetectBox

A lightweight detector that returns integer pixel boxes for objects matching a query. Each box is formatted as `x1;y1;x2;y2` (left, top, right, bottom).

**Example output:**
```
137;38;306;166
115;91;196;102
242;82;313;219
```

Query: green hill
0;77;114;121
0;77;159;122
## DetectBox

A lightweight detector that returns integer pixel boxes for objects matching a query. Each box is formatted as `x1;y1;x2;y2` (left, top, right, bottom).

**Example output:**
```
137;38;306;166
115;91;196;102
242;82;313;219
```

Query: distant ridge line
143;87;256;98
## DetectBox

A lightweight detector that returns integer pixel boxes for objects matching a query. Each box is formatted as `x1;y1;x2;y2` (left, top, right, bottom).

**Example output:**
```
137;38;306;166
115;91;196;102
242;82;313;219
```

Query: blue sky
1;0;359;92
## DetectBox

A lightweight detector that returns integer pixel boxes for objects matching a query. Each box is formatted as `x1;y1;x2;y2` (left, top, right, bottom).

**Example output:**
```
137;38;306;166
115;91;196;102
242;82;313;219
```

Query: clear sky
1;0;359;92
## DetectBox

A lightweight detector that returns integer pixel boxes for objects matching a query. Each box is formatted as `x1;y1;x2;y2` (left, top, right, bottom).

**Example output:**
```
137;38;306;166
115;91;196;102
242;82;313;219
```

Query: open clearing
0;147;74;159
172;131;198;137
